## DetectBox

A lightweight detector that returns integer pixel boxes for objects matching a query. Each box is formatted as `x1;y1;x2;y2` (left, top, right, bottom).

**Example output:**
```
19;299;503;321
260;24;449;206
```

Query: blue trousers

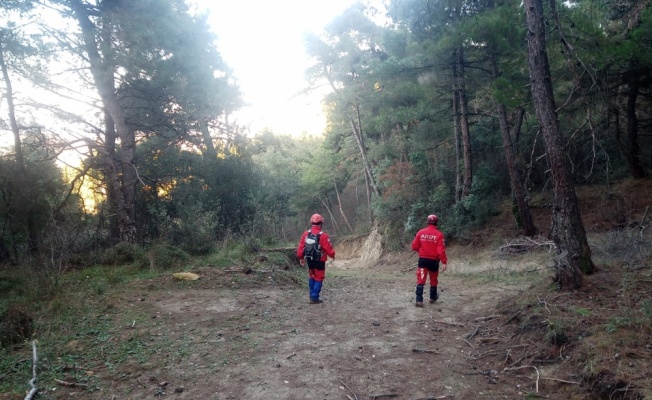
308;278;323;301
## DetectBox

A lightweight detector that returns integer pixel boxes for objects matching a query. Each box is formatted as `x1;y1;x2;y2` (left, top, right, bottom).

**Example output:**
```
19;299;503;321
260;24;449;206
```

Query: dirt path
89;254;538;400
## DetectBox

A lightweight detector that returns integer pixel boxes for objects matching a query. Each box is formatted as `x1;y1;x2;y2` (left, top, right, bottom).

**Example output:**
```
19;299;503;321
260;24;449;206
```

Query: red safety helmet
310;213;324;224
427;214;439;224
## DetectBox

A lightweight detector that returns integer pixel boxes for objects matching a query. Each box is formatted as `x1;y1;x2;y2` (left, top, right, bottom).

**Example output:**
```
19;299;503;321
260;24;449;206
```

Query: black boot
415;284;424;307
429;286;438;303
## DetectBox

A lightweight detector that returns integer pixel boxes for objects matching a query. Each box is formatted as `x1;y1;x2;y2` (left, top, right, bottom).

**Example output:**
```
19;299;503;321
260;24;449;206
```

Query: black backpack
303;231;323;261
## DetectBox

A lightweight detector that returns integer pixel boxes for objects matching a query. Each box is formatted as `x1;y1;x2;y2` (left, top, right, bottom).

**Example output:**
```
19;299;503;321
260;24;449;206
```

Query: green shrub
146;243;190;270
100;242;147;267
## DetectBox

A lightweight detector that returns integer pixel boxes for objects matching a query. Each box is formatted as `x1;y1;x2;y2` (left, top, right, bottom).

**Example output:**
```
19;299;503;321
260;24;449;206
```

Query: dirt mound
334;234;366;259
334;228;383;264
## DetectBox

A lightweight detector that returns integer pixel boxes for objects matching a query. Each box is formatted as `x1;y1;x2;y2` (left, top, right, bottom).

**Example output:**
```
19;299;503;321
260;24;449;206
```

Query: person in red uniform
411;214;448;307
297;214;336;304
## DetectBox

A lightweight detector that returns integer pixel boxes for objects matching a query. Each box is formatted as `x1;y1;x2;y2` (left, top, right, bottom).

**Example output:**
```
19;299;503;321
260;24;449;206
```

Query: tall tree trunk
99;18;120;242
350;104;381;198
525;0;596;290
625;70;646;178
199;118;217;159
452;84;463;202
455;47;473;198
324;67;380;198
333;180;354;234
72;0;137;243
103;109;120;242
490;49;538;237
0;39;24;170
318;197;342;235
1;35;40;253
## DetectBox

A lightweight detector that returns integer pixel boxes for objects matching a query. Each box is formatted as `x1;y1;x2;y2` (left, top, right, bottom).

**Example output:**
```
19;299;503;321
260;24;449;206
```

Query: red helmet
310;214;324;224
427;214;439;224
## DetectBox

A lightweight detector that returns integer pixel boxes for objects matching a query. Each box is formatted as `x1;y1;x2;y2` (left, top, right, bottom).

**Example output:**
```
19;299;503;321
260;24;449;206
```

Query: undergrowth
0;238;299;397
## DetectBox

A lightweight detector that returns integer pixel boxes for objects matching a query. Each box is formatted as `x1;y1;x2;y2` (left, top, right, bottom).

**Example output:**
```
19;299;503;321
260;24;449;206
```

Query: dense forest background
1;0;650;284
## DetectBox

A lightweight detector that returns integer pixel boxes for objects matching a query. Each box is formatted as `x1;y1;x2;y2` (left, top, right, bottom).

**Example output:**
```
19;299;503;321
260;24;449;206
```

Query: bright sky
193;0;361;136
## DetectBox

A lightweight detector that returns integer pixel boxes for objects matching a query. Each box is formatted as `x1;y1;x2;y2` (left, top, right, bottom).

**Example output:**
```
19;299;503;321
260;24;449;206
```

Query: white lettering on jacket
420;234;438;242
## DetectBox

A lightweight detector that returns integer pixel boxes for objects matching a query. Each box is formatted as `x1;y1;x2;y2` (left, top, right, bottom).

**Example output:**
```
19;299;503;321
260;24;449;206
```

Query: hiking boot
415;302;423;308
309;299;323;304
429;298;437;304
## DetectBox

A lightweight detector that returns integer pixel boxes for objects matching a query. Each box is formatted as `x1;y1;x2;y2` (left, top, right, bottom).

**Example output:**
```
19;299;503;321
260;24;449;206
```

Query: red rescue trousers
416;267;439;287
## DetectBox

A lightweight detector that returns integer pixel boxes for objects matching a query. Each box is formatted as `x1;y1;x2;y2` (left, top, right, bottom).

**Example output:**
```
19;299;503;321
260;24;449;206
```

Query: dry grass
462;178;652;399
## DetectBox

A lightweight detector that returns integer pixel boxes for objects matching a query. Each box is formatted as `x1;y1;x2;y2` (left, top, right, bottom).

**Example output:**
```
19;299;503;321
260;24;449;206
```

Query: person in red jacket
411;214;448;307
297;214;336;304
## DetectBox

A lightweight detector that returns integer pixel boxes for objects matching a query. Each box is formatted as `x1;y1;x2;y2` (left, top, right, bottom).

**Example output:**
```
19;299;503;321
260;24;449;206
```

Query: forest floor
1;178;651;399
46;250;564;400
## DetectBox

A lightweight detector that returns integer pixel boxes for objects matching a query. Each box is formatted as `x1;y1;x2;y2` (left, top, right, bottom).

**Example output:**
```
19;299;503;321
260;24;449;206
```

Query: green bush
100;242;147;267
146;243;190;270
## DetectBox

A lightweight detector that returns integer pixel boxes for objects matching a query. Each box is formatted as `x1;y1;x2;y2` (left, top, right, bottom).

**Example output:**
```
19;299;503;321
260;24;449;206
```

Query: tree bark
350;104;381;198
490;48;537;237
103;109;120;242
625;70;646;178
455;47;473;198
318;196;341;235
525;0;595;290
452;83;463;202
199;118;217;159
72;0;137;243
334;180;354;233
0;37;24;170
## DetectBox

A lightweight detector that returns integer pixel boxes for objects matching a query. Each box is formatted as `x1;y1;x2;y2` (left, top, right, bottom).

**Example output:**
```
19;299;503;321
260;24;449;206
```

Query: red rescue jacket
411;224;447;264
297;226;335;262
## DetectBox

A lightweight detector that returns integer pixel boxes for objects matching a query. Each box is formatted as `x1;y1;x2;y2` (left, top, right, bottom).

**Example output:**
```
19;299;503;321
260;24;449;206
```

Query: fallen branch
466;326;479;340
538;296;550;314
402;263;418;272
478;337;503;344
473;315;500;323
411;397;449;400
286;352;297;359
54;379;88;388
504;309;523;325
371;394;399;399
340;380;358;400
505;365;540;393
539;377;579;385
496;236;555;255
24;341;38;400
412;348;439;354
468;348;503;360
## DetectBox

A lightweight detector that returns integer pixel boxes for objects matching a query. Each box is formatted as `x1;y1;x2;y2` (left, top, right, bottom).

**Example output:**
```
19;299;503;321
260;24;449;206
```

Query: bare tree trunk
350;105;381;198
456;47;473;198
103;110;120;242
72;0;137;243
1;35;40;253
625;70;646;178
452;84;463;202
334;180;354;233
0;39;23;169
199;118;217;159
490;49;537;237
318;196;341;235
525;0;596;290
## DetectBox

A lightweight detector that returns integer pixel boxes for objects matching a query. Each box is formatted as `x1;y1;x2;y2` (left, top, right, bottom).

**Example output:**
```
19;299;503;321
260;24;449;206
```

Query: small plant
574;308;592;316
545;320;569;345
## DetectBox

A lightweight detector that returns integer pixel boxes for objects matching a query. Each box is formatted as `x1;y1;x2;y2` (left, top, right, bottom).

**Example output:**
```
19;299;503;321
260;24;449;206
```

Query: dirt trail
90;249;541;400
